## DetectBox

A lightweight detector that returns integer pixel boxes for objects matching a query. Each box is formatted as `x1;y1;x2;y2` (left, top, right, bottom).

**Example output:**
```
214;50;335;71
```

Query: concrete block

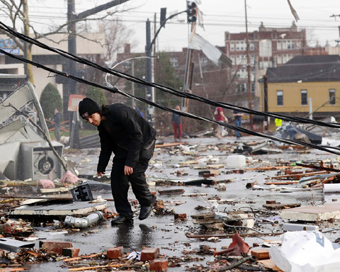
141;247;159;261
62;247;80;257
107;246;123;259
149;259;168;271
280;203;340;222
283;223;319;231
40;241;73;254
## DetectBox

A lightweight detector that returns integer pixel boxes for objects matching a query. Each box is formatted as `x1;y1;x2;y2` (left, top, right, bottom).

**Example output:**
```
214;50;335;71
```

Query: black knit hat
78;98;100;119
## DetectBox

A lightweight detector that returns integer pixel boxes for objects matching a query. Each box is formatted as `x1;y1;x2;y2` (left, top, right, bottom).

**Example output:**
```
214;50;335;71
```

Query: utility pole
183;1;198;111
66;0;130;148
22;0;34;84
145;8;188;126
263;75;268;130
245;0;253;128
67;0;79;148
145;19;153;125
131;60;135;109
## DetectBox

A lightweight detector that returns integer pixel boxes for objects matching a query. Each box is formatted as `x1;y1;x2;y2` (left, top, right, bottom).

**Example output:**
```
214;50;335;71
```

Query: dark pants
111;158;155;219
235;119;242;138
54;125;60;141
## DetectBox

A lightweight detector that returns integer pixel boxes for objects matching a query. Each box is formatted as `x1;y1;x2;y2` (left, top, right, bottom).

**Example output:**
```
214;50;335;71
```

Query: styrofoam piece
324;184;340;194
226;155;246;168
280;203;340;222
283;223;319;232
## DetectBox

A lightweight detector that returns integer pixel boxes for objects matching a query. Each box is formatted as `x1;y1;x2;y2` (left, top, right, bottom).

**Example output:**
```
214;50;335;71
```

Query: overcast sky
2;0;340;53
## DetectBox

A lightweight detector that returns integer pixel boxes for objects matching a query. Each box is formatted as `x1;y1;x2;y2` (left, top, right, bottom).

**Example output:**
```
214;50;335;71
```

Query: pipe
64;211;104;228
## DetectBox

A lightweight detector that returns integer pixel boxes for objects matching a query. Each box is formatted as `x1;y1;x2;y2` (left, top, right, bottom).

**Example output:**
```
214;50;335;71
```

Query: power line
1;22;340;151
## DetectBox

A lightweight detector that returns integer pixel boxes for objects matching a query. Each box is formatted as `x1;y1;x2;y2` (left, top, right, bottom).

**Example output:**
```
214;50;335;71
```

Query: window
250;42;254;51
329;89;336;105
277;90;283;106
230;43;234;51
277;40;282;50
170;58;178;67
301;90;307;105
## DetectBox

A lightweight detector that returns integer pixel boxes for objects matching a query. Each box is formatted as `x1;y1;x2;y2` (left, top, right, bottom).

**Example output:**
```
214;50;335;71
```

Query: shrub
39;83;62;119
85;86;107;106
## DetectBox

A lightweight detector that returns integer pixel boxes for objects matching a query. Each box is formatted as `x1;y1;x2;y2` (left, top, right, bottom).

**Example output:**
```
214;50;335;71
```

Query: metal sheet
0;237;35;252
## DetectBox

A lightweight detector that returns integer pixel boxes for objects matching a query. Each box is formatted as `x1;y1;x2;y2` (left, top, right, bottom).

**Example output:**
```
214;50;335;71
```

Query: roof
266;55;340;83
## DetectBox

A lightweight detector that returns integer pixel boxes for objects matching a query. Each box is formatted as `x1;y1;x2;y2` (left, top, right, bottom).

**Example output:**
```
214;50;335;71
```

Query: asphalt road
26;135;339;271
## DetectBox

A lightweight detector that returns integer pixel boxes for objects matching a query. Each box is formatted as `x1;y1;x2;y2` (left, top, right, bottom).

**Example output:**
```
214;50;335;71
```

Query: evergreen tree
154;52;182;107
85;86;107;106
39;83;63;119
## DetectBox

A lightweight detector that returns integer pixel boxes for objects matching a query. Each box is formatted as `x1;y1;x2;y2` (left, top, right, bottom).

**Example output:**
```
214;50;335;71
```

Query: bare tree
0;0;131;83
100;18;137;62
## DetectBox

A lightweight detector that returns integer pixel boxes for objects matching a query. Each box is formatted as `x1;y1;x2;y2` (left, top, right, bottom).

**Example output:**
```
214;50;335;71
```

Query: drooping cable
2;48;340;155
1;21;340;130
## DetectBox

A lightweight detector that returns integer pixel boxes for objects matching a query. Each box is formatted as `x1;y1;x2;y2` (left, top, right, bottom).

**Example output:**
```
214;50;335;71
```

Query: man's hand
97;171;105;178
124;166;133;175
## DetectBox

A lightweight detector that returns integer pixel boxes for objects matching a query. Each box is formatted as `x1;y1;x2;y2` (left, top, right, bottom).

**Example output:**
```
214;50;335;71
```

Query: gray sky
3;0;340;52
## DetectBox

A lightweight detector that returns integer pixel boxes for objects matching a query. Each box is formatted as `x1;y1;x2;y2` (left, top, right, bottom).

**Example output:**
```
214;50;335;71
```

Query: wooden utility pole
22;0;34;84
245;0;253;128
67;0;130;148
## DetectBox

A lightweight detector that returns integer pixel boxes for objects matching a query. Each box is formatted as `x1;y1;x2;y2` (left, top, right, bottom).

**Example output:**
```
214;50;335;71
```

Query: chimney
124;43;131;54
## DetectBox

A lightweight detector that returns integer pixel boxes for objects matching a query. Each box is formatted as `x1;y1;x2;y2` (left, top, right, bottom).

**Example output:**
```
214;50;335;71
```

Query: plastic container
226;155;246;168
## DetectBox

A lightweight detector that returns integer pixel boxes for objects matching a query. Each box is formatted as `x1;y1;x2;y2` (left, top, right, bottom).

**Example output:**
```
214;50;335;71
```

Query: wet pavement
10;135;340;271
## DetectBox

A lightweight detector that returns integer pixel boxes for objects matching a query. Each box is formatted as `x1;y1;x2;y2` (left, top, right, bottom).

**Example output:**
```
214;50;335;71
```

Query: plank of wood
264;181;299;185
185;232;283;239
271;171;327;180
68;264;121;271
257;259;283;271
155;142;187;148
263;203;301;210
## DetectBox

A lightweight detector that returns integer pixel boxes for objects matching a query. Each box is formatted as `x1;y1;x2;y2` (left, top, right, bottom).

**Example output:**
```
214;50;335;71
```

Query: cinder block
141;248;159;261
40;241;73;254
107;246;123;259
62;247;80;257
149;259;168;271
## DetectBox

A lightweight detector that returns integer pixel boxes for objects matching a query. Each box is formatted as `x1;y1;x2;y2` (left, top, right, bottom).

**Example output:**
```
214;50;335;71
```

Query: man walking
172;105;182;142
53;108;61;141
78;98;157;225
233;110;243;139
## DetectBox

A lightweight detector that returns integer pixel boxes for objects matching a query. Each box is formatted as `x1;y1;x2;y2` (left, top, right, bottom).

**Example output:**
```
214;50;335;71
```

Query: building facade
225;22;308;109
0;33;105;105
260;55;340;129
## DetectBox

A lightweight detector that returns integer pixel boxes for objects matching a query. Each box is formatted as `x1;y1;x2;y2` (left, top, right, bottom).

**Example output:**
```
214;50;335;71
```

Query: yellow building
259;55;340;130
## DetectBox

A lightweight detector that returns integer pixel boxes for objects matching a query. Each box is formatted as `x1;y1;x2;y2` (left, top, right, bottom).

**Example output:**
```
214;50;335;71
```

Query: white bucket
226;155;246;168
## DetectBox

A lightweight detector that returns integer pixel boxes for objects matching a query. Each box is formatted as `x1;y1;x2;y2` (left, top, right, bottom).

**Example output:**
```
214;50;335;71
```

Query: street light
104;56;157;110
104;56;157;88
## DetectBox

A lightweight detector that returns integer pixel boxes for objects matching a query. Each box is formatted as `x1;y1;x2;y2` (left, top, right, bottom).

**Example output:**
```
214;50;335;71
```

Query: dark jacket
172;112;181;124
97;103;156;172
54;112;61;127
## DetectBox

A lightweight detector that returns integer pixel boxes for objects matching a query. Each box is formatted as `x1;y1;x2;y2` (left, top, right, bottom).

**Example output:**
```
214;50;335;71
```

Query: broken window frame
301;89;308;105
329;89;336;105
277;90;283;106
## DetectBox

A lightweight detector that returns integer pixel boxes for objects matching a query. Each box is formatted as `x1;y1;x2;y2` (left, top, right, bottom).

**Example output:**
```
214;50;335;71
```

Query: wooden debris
251;248;270;260
263;203;301;210
257;259;283;271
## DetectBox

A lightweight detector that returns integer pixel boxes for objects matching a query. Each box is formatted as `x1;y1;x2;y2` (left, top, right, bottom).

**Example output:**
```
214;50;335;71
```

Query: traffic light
187;1;197;23
160;8;167;28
